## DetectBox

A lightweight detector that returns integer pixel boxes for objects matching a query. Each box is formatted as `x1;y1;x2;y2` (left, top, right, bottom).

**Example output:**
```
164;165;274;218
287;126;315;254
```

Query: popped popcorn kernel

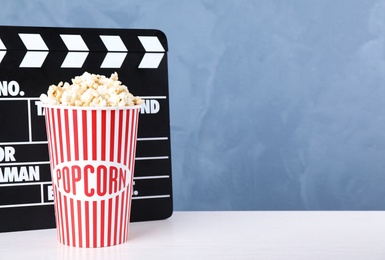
39;72;144;107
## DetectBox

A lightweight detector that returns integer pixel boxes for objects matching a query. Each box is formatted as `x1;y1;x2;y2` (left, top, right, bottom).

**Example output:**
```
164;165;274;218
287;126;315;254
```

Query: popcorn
39;72;144;107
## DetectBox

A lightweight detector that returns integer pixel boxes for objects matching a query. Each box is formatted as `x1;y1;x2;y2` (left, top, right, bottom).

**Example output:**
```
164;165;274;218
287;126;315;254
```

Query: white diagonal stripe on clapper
60;34;89;68
19;33;48;50
137;36;165;68
100;35;127;51
60;35;89;51
61;52;89;68
100;53;127;68
19;33;48;67
20;52;48;67
0;38;6;50
138;36;165;52
0;38;6;64
138;53;164;69
100;35;127;68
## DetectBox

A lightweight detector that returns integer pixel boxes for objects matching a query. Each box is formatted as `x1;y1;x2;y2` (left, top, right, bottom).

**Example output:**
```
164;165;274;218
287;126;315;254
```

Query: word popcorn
39;72;144;107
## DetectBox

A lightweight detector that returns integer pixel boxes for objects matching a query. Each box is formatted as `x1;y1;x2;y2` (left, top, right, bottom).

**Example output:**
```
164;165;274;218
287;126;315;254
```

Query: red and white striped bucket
43;105;141;248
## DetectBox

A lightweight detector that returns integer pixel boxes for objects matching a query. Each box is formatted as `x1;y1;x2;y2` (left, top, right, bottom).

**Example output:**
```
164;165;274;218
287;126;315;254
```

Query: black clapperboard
0;26;173;232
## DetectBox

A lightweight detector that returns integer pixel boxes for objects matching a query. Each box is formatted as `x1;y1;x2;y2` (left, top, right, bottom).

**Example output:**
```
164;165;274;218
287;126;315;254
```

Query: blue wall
2;0;385;210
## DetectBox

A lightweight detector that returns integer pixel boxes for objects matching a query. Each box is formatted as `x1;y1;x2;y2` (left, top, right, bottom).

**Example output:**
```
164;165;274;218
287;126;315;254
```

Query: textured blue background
2;0;385;210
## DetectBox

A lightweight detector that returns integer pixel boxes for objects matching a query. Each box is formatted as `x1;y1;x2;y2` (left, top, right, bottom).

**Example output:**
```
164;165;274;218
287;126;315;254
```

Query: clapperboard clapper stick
0;26;173;232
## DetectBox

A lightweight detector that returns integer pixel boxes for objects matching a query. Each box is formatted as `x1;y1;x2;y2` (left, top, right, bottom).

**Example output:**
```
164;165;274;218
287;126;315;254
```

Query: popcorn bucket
43;105;141;248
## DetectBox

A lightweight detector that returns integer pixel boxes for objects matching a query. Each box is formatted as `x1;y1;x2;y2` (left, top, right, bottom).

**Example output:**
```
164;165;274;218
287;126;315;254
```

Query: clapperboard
0;26;173;232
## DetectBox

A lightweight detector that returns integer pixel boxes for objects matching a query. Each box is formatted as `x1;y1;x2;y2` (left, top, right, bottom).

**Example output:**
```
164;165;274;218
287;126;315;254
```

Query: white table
0;211;385;259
